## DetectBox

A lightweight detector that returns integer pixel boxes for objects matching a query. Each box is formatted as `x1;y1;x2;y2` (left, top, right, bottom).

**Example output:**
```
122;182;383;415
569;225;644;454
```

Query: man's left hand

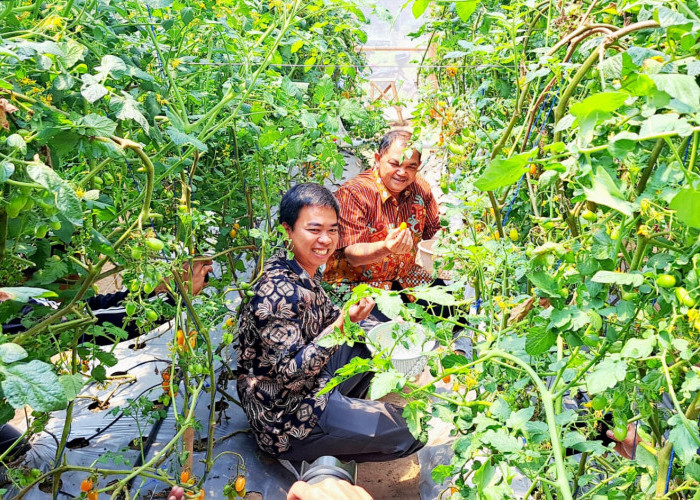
348;297;375;323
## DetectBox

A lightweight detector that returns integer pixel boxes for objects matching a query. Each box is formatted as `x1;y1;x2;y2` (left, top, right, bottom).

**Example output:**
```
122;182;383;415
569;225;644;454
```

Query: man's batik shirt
236;251;341;455
324;168;441;290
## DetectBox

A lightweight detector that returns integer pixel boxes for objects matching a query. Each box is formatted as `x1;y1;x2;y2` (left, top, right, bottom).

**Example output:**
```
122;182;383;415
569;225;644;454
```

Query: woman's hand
348;297;375;323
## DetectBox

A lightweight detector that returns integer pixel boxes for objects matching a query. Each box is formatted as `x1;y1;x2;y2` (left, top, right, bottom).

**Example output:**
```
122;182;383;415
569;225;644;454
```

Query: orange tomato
176;330;185;347
180;470;190;483
80;478;93;492
234;475;246;493
529;164;537;176
188;330;197;349
87;490;99;500
442;375;451;383
399;222;407;231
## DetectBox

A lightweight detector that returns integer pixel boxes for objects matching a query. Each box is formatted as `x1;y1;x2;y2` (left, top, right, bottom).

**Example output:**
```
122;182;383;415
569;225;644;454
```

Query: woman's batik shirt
236;251;341;455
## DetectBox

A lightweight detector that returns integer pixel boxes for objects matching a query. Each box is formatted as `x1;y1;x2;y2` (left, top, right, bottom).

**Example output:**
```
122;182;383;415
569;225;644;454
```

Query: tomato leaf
59;373;84;401
368;370;404;400
586;355;627;393
0;343;28;363
591;271;644;287
166;126;208;152
455;0;479;22
670;186;700;228
0;360;67;412
621;337;656;358
570;92;628;145
474;149;535;191
668;414;700;464
583;167;634;217
412;0;430;18
525;327;556;355
26;161;83;226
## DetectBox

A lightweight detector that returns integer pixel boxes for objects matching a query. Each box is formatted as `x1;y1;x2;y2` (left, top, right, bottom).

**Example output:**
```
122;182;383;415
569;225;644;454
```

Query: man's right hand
347;297;375;323
384;227;413;255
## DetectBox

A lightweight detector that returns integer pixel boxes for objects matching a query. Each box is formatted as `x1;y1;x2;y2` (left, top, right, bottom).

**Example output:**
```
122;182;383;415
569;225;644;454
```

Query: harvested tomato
399;222;407;231
80;478;93;492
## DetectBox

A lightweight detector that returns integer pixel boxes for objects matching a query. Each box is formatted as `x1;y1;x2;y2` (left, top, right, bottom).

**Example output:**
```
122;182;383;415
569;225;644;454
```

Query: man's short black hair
279;183;340;229
378;130;413;157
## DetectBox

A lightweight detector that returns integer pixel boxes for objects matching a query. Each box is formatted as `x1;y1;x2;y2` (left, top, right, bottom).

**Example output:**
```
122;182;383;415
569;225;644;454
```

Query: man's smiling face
375;139;421;198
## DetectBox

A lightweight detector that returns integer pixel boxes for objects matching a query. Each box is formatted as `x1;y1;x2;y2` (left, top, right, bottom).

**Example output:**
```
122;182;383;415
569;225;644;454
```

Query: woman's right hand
348;297;375;323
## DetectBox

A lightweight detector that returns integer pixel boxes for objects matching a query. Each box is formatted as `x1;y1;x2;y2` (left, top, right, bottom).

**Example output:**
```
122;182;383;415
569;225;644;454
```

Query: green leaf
480;429;522;453
668;414;700;464
455;0;479;22
570;92;628;144
505;406;534;431
290;40;304;54
654;6;694;28
441;353;469;369
26;161;83;226
410;286;457;306
313;75;334;104
0;402;15;426
583;168;634;217
586;355;627;393
59;373;84;401
621;337;656;358
373;290;404;319
403;399;427;438
338;98;367;122
6;134;26;153
412;0;430;18
0;287;57;303
95;55;126;81
649;74;700;112
591;271;644;287
474;149;535;191
0;161;14;183
526;327;556;355
670;187;700;229
369;370;404;400
431;464;454;484
166;126;208;152
76;114;117;137
0;343;28;363
112;94;149;132
0;360;67;412
80;74;108;103
91;364;107;383
639;113;693;138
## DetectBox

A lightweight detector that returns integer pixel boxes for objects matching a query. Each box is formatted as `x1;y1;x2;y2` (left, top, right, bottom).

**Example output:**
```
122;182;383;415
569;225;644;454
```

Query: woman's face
283;205;339;276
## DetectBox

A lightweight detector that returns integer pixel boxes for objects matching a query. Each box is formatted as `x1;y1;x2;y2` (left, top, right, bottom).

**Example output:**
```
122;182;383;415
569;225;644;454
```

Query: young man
323;130;441;293
235;183;423;462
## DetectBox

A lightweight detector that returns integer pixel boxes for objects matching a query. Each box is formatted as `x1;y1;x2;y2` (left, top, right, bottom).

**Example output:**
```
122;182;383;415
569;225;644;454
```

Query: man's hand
287;479;372;500
606;423;641;459
155;258;214;296
384;227;413;255
348;297;375;323
167;486;185;500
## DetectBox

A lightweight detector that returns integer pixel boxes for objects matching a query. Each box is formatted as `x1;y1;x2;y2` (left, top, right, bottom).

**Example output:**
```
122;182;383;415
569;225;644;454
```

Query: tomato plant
0;0;379;495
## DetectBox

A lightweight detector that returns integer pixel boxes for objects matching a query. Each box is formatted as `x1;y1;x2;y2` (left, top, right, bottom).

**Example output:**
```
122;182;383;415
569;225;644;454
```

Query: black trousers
277;342;425;463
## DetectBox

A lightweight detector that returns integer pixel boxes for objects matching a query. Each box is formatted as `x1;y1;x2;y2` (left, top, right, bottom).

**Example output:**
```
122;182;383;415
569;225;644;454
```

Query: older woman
236;183;424;462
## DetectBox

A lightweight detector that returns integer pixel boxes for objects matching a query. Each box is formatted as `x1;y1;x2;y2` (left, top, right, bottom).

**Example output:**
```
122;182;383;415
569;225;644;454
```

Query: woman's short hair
279;183;340;229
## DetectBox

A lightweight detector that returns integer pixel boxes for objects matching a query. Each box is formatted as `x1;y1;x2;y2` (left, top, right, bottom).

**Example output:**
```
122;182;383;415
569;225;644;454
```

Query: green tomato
675;287;696;307
621;291;639;301
581;210;598;222
145;308;159;322
103;172;114;185
145;237;164;251
447;142;466;155
50;220;62;230
509;228;518;241
131;247;144;260
240;282;251;290
128;280;140;292
591;395;607;411
125;303;137;316
93;176;104;187
143;282;155;294
613;422;628;441
656;274;676;288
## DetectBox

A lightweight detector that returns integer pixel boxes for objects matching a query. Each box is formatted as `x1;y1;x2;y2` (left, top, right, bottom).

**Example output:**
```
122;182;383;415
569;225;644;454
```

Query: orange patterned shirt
323;168;441;290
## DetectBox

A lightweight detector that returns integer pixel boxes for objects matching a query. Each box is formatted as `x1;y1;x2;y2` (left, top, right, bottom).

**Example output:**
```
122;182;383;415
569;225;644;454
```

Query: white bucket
416;239;452;280
366;321;435;377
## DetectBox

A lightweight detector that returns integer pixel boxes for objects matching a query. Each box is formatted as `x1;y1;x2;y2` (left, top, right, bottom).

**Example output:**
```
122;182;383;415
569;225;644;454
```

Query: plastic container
416;239;452;279
366;321;435;377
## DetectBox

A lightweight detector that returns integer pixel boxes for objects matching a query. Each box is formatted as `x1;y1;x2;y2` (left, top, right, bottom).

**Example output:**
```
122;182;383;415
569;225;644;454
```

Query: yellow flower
637;224;650;237
75;187;86;198
39;94;53;105
19;77;37;86
171;58;182;69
